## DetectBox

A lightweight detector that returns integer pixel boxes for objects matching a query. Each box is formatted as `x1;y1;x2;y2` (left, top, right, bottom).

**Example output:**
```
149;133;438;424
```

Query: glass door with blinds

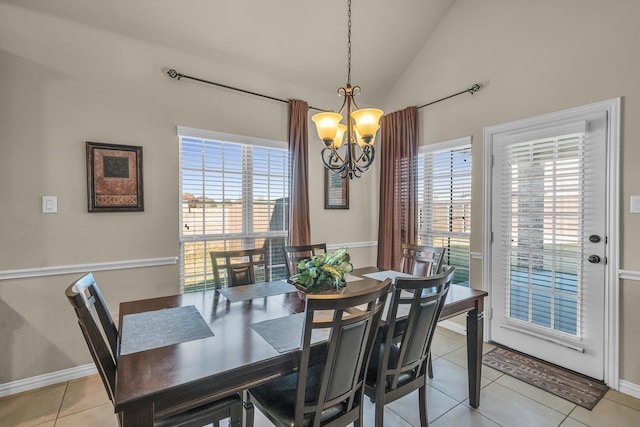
488;110;608;379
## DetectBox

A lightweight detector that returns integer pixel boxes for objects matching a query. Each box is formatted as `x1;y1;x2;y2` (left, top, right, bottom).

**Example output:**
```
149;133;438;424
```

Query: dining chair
400;244;446;379
364;267;455;427
244;279;392;427
65;273;243;427
399;243;446;277
210;248;269;288
282;243;328;277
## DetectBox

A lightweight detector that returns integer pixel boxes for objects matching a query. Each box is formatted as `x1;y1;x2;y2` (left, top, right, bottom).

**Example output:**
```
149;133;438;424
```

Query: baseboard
438;319;467;335
618;379;640;399
0;364;97;398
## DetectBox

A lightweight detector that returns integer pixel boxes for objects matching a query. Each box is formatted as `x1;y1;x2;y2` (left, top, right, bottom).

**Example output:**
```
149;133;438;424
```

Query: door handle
588;255;601;264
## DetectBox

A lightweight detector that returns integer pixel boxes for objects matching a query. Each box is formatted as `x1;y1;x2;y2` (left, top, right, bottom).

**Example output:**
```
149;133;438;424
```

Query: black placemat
120;305;213;355
218;281;297;303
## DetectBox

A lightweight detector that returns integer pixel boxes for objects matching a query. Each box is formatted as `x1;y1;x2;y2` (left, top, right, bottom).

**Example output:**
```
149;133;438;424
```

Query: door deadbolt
589;235;601;243
588;255;601;264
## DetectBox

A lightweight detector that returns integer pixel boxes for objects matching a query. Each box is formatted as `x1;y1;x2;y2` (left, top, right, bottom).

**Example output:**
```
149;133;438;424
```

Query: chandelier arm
352;145;375;172
336;91;349;115
321;147;346;170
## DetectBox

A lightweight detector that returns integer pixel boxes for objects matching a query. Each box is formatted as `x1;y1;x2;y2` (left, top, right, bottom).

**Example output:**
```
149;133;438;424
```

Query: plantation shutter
416;137;471;285
178;127;289;292
494;121;589;341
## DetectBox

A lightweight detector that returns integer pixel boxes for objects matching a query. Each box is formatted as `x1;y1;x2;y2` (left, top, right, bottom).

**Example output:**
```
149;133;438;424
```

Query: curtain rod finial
469;84;481;94
167;69;180;79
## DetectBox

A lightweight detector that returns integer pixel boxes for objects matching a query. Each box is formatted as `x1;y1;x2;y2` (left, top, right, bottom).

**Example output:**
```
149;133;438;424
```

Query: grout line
53;381;69;426
489;377;575;417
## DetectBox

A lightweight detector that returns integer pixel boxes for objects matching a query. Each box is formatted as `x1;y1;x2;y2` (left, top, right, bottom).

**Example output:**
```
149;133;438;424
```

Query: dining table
114;266;488;426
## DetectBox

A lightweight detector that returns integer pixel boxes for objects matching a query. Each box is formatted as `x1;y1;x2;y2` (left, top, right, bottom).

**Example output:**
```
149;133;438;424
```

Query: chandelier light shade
311;0;384;179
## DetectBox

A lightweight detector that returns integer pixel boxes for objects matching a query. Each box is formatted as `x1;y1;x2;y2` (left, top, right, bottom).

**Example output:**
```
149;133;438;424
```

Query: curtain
377;106;418;270
287;99;311;246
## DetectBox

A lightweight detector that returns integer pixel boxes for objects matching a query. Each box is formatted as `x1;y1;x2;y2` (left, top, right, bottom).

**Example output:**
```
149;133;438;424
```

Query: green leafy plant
293;247;353;293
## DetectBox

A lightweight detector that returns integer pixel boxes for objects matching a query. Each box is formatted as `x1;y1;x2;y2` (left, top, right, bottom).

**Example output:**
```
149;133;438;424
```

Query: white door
486;106;611;380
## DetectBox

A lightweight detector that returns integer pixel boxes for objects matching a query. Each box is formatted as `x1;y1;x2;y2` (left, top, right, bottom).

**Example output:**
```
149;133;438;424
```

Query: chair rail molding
0;257;178;281
619;269;640;282
326;241;377;250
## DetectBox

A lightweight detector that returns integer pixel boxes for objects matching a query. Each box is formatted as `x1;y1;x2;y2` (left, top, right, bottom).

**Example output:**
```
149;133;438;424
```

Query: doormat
482;346;608;410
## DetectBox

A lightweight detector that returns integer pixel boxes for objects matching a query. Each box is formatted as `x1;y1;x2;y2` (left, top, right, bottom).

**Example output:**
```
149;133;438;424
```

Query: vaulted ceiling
0;0;456;104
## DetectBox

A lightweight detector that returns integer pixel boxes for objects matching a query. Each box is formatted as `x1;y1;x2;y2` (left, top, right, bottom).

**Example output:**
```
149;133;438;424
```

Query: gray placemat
218;281;297;303
362;270;417;283
250;313;329;353
120;305;214;355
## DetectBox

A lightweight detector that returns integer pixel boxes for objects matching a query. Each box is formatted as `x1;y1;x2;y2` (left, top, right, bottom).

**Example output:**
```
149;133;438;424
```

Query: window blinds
500;132;585;338
417;139;472;286
179;131;289;292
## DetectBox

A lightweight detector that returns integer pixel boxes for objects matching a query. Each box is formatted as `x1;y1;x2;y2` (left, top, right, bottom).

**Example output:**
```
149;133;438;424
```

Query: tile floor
2;327;639;427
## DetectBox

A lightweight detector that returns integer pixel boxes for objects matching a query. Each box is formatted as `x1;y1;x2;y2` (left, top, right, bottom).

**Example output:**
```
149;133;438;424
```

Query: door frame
482;98;621;388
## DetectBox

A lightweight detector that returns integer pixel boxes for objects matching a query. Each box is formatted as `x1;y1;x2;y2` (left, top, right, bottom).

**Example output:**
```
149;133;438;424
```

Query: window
416;137;472;286
178;127;289;292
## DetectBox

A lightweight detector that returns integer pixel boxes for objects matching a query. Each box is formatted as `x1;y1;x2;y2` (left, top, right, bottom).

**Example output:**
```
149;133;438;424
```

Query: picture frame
86;141;144;212
324;168;349;209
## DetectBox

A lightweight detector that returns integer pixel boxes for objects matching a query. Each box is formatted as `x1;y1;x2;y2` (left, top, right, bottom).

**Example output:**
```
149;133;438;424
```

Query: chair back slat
210;248;269;288
400;243;445;276
282;243;328;277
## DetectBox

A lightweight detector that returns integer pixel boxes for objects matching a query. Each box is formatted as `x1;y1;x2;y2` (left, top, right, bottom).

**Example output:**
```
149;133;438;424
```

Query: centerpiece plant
293;247;353;294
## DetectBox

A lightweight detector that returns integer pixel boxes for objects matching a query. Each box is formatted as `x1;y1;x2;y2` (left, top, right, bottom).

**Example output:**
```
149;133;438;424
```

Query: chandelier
311;0;384;179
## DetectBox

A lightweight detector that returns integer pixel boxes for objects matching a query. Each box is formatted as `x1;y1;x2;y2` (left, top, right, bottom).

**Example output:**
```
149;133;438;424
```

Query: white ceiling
1;0;456;104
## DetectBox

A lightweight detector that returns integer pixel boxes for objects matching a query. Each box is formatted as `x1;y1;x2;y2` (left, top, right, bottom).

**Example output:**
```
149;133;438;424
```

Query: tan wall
0;3;379;383
382;0;640;385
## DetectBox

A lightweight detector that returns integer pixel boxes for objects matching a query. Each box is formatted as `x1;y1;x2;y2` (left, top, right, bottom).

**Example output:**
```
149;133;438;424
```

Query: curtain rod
167;69;327;112
166;68;481;112
416;84;482;109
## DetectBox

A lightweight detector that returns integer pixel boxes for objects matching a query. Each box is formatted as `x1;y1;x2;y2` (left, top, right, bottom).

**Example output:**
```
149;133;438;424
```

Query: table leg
119;405;154;427
466;307;484;408
242;390;254;427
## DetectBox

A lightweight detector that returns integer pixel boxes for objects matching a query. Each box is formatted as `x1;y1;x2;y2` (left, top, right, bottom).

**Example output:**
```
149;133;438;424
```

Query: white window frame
177;126;289;291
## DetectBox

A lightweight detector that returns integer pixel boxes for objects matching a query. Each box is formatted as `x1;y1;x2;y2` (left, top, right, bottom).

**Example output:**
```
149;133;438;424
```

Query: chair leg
354;400;363;427
374;400;385;427
229;400;243;427
418;384;429;427
427;353;434;379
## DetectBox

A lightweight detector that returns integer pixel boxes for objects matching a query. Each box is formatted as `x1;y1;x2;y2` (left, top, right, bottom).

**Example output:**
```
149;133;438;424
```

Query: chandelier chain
347;0;351;86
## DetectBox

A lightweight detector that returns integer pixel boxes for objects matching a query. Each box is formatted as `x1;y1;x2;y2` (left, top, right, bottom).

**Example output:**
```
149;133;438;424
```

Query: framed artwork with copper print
324;168;349;209
86;142;144;212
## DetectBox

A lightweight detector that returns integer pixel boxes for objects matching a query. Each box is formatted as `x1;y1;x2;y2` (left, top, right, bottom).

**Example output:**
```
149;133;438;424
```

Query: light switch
42;196;58;214
631;196;640;214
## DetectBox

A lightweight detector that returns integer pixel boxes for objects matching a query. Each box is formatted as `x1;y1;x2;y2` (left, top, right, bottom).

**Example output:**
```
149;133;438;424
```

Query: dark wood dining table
114;267;488;426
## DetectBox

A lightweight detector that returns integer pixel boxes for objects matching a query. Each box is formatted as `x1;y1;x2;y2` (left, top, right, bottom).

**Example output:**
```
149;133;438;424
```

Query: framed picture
324;168;349;209
86;141;144;212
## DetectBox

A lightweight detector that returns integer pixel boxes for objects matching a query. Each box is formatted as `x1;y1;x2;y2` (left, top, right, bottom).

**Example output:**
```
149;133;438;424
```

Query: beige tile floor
2;327;639;427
